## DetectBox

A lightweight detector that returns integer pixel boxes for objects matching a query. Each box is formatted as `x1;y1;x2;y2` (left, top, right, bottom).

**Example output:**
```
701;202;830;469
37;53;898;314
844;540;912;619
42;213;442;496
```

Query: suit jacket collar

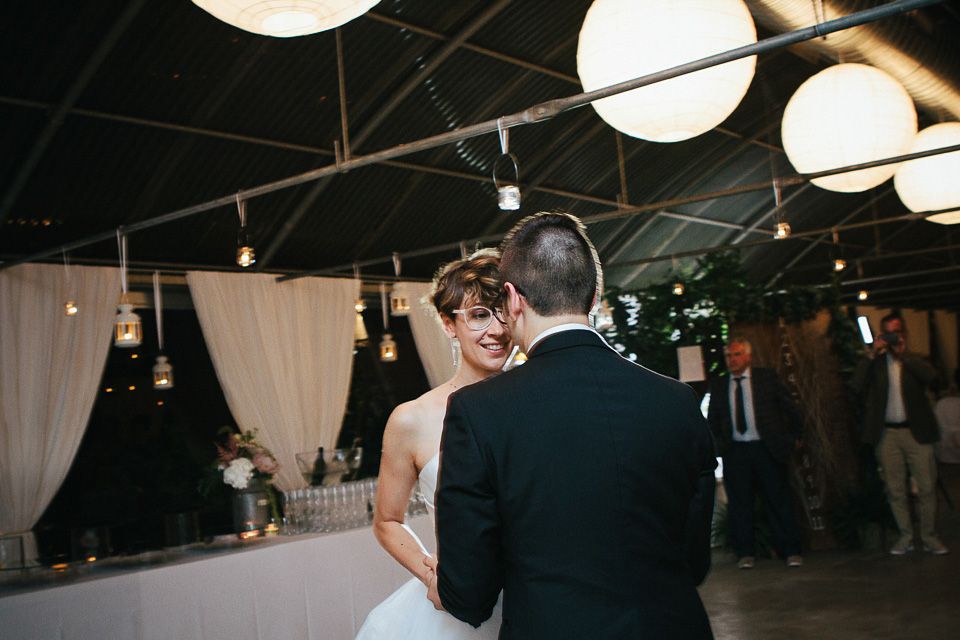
528;326;613;357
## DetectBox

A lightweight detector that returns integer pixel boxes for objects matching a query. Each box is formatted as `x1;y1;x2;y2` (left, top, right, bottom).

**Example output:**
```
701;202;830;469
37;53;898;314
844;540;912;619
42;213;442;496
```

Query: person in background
708;338;804;570
851;313;947;555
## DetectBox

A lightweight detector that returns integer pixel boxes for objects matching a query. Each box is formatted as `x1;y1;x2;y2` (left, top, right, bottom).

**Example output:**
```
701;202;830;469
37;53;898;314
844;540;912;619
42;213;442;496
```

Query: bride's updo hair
430;248;502;319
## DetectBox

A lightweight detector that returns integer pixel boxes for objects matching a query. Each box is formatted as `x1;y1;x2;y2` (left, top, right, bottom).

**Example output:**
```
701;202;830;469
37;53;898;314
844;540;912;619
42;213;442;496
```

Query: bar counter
0;515;434;640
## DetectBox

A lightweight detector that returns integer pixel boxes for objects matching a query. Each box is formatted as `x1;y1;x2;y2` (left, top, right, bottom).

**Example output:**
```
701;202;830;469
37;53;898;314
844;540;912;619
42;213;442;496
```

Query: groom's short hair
500;211;601;316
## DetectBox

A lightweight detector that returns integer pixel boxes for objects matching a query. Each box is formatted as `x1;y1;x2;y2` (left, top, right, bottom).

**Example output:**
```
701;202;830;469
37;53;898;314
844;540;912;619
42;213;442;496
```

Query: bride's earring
450;337;460;368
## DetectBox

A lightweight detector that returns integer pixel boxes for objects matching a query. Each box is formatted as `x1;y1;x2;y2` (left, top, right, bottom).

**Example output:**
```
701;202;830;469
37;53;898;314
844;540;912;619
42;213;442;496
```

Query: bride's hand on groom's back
422;556;445;611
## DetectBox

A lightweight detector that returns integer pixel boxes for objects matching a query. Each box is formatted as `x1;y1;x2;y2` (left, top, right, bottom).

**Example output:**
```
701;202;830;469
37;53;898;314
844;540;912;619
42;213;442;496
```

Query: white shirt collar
528;323;597;353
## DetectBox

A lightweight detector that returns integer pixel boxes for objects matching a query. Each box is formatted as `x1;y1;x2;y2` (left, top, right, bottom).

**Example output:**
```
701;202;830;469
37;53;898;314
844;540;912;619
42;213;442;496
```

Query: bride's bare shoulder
384;387;449;442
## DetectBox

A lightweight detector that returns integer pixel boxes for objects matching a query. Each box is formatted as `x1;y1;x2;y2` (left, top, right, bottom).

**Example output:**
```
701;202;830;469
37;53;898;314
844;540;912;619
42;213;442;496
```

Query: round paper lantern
894;122;960;223
577;0;757;143
781;64;917;193
192;0;380;38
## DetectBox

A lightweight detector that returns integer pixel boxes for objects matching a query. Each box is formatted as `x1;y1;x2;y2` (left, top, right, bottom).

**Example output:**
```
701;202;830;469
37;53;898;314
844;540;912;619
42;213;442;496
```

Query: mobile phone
879;332;900;345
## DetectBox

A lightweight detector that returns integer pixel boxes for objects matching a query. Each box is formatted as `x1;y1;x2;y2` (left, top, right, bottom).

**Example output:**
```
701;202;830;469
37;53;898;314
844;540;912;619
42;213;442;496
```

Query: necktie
734;377;747;435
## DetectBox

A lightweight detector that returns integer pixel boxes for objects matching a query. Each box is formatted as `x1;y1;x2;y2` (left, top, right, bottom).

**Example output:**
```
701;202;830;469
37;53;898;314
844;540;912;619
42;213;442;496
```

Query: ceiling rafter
256;0;513;269
0;0;148;228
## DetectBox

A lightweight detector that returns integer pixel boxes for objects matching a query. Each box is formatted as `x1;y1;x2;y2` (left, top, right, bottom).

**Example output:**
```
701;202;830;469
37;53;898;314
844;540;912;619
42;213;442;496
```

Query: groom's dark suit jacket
436;329;717;640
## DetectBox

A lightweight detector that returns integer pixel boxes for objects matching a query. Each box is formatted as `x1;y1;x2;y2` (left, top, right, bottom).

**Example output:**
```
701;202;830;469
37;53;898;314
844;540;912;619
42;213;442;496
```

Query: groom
426;212;717;639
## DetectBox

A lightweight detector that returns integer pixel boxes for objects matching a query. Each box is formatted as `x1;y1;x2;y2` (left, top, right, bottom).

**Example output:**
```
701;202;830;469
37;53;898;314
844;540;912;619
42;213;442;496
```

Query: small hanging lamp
389;253;410;316
379;283;397;362
858;290;869;301
114;232;142;348
353;265;368;343
236;193;255;267
493;119;520;211
772;180;790;239
152;272;174;390
63;250;78;316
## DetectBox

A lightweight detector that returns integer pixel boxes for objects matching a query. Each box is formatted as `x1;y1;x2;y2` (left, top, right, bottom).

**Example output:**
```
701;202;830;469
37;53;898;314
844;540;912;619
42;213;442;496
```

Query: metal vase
232;478;270;535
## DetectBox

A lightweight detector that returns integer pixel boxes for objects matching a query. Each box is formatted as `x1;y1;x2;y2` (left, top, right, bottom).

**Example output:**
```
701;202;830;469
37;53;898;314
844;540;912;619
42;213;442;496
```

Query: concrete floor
698;465;960;640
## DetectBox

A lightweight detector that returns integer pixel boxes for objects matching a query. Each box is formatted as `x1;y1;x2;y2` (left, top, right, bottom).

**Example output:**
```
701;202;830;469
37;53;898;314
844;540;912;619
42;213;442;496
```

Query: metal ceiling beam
0;96;773;237
604;212;925;271
364;10;580;85
765;187;895;286
1;0;945;276
838;264;960;286
256;0;513;269
784;242;960;276
364;9;785;152
839;277;960;297
0;0;147;229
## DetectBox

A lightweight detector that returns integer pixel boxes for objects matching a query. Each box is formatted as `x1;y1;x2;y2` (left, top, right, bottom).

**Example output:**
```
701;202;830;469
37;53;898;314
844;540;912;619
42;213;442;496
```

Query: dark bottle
342;437;363;482
310;447;326;486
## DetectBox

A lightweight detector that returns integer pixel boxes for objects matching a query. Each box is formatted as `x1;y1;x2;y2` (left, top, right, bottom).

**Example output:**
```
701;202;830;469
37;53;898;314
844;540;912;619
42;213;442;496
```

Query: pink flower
216;434;240;464
252;450;280;475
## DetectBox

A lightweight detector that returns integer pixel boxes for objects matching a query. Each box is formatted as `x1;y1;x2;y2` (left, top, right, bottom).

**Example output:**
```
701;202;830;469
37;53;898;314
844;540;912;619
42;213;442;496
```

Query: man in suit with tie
425;212;718;639
707;338;804;570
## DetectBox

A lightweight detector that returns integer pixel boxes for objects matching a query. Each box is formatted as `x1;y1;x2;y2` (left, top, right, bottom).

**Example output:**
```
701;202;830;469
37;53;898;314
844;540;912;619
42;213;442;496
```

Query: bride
356;249;510;639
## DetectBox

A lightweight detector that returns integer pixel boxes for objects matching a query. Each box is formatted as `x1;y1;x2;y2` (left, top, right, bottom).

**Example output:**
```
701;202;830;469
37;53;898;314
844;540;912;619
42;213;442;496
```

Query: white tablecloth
0;516;434;640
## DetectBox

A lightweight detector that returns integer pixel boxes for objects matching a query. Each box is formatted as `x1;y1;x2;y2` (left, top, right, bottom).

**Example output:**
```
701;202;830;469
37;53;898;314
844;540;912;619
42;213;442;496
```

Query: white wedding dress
355;453;502;639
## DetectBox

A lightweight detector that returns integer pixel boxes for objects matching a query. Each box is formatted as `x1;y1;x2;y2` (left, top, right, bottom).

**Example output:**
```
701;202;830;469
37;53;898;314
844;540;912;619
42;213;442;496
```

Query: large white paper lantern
894;122;960;224
781;64;917;193
577;0;757;143
192;0;380;38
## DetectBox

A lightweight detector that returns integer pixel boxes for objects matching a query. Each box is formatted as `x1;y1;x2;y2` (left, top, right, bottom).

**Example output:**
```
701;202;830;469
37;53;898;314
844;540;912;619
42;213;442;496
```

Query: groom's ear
504;282;523;321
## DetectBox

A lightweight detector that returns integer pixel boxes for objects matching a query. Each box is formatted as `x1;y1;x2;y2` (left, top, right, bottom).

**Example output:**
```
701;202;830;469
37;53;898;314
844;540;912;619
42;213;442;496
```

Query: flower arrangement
214;427;280;489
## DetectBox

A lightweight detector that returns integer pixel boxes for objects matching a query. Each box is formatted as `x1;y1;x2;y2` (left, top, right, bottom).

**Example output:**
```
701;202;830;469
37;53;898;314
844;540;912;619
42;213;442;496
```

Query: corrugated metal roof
1;0;958;310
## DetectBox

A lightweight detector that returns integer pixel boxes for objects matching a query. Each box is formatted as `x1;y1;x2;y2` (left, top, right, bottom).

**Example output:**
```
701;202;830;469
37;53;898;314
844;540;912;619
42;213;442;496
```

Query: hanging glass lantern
114;303;142;348
390;291;411;316
153;356;174;390
775;222;791;239
858;290;869;301
379;333;397;362
493;154;521;211
833;259;846;272
237;226;255;267
237;245;255;267
65;301;78;316
672;282;685;296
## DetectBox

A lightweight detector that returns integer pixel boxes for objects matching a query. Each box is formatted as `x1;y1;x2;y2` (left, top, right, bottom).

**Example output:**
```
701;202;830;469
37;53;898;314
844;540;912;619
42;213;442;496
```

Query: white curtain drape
186;272;357;490
393;281;455;389
0;264;120;563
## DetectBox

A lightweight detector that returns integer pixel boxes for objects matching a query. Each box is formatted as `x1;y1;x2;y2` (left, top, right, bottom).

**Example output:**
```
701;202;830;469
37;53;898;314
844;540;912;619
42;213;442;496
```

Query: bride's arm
372;403;432;586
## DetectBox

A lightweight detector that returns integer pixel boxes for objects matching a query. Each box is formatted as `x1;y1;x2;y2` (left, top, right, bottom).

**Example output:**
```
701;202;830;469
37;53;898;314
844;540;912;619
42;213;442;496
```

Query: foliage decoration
603;251;862;379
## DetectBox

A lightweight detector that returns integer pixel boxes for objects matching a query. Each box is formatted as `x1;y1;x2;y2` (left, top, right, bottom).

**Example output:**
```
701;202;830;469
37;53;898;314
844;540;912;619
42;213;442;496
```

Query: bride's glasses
452;306;507;331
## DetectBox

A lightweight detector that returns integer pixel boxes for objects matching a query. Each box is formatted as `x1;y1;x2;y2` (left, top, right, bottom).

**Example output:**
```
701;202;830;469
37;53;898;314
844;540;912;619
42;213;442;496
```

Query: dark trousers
723;441;801;558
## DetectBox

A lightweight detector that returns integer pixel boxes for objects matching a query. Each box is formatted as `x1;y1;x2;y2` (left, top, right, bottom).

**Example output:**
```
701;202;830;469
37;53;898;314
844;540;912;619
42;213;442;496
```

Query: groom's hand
423;556;446;612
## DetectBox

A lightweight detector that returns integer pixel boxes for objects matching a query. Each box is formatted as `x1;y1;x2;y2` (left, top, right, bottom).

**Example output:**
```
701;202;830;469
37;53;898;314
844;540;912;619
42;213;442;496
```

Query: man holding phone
852;314;946;555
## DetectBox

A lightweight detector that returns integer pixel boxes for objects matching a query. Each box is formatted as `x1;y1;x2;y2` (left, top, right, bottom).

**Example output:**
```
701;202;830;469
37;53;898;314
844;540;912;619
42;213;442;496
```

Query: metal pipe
0;0;944;275
335;27;351;162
